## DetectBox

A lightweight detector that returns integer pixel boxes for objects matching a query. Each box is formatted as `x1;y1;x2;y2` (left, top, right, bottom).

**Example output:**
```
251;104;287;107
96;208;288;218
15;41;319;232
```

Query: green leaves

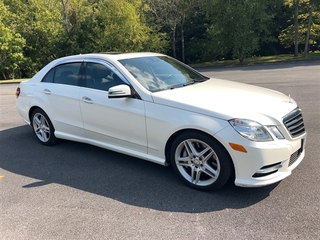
279;0;320;53
1;0;320;79
200;0;279;62
0;2;26;79
1;0;167;79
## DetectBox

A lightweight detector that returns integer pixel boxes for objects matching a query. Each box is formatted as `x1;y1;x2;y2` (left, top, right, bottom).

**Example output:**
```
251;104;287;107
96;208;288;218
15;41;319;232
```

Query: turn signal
229;143;247;153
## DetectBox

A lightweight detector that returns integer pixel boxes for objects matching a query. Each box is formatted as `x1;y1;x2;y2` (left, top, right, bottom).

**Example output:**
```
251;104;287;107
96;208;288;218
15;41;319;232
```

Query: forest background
1;0;320;80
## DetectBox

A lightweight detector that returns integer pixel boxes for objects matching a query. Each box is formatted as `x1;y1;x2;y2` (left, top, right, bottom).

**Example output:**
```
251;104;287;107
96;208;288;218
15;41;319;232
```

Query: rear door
36;62;85;138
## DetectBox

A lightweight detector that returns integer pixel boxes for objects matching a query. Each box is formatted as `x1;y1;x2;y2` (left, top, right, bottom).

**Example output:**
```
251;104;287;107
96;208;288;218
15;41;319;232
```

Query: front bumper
215;126;306;187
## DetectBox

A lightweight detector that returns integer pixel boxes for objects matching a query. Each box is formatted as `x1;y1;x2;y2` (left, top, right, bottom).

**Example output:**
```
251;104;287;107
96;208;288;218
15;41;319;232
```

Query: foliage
279;0;320;52
200;0;282;63
59;0;167;53
1;0;167;79
3;0;65;76
146;0;197;61
0;1;26;79
190;52;320;68
1;0;320;79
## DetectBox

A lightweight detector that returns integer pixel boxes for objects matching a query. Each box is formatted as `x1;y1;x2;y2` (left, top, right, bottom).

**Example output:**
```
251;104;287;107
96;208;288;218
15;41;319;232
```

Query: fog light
252;162;282;178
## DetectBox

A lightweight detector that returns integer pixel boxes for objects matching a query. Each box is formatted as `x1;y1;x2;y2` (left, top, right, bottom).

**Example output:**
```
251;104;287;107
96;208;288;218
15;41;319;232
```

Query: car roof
95;52;165;60
56;52;166;63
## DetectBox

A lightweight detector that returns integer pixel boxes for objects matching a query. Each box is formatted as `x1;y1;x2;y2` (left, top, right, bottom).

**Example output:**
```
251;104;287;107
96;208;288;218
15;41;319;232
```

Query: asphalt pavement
0;61;319;239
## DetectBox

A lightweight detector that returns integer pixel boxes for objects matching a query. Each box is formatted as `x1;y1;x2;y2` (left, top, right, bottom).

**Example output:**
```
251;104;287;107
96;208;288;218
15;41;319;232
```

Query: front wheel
170;131;232;191
31;108;57;146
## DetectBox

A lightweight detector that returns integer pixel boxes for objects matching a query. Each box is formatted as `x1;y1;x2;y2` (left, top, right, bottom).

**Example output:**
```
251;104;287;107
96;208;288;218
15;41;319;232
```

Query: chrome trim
283;108;306;138
256;164;283;174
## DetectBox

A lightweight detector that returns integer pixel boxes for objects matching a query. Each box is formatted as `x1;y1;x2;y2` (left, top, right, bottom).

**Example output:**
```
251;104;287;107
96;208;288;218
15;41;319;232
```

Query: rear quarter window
41;63;82;86
41;68;55;83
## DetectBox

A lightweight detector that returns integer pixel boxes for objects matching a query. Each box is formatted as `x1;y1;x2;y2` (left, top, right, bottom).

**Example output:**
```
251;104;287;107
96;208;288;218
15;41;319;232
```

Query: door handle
43;89;51;95
82;96;94;104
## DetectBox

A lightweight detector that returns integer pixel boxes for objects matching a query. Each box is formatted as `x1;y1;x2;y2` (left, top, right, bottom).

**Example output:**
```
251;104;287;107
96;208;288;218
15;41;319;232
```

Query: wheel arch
28;106;50;126
165;129;235;174
29;106;58;145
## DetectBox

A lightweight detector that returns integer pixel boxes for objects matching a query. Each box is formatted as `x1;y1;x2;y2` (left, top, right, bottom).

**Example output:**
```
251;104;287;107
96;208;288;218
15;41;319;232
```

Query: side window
52;63;82;86
85;62;124;91
42;68;55;83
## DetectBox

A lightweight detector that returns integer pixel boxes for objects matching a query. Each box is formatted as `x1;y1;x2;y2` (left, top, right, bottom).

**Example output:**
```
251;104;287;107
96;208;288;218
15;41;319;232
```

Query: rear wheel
31;108;57;146
170;131;232;191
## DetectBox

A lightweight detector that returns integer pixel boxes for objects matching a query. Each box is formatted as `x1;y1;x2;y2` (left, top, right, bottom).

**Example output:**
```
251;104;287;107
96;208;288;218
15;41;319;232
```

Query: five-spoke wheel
171;131;232;191
31;109;57;145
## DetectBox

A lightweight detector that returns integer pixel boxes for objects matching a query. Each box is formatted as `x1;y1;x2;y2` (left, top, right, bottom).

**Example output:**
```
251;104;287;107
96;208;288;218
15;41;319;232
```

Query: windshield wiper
183;79;206;86
183;81;195;86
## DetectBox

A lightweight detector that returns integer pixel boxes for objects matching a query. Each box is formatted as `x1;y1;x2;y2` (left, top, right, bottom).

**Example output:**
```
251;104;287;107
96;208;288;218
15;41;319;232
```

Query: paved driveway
1;62;319;239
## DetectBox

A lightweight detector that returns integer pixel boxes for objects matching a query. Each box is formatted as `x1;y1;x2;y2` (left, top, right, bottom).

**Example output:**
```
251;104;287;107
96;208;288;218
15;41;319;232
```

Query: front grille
283;108;305;138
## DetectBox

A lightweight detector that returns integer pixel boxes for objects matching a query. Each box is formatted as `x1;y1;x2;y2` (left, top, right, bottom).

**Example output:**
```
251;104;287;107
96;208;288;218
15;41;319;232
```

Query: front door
79;61;147;153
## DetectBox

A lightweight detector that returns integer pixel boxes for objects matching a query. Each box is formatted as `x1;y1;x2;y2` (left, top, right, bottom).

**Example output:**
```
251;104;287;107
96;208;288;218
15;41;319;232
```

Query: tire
170;131;232;191
31;108;57;146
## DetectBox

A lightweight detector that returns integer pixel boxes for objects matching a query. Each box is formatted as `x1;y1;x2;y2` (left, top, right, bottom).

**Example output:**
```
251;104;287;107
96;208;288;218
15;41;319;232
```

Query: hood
151;78;297;125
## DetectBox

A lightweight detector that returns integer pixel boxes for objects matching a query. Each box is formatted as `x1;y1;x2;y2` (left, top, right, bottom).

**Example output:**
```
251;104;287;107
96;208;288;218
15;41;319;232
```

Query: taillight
16;87;20;98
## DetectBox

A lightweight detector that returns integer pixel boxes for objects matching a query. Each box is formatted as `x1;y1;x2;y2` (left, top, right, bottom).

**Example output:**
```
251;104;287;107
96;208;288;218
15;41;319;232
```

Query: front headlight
267;126;285;139
229;119;273;141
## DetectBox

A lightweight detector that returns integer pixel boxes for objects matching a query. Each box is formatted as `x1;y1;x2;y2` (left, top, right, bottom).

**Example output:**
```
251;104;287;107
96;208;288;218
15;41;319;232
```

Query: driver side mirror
108;84;132;98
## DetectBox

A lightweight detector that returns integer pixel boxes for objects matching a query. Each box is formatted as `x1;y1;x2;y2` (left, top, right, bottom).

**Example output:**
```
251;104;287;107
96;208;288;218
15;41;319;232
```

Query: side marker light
229;143;247;153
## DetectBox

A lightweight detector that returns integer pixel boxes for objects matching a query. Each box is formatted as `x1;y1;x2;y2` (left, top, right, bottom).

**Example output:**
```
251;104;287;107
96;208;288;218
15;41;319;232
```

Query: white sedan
16;52;306;190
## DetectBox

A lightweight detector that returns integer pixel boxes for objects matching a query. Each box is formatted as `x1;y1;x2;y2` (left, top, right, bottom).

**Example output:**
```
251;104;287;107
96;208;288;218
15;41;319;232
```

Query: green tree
279;0;320;55
303;0;320;56
294;0;300;56
4;0;63;76
59;0;167;54
0;1;25;79
200;0;278;63
3;0;167;77
146;0;196;61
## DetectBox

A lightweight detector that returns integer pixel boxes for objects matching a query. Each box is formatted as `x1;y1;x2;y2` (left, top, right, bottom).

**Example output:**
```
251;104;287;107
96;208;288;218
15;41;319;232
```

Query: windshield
119;56;209;92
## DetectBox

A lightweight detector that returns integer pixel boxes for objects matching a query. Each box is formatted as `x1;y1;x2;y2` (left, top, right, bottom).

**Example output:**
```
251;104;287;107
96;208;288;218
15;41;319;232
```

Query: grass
0;78;26;84
190;52;320;68
1;52;320;84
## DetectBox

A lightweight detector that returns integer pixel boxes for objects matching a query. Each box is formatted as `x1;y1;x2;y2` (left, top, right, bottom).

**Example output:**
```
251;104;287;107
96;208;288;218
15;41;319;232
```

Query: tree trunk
294;0;299;57
171;26;177;58
238;49;244;63
303;5;313;57
181;16;185;62
61;0;70;37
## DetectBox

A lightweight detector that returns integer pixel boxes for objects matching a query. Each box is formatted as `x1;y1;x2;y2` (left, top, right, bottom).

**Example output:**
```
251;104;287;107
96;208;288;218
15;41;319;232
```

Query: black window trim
83;58;130;85
82;59;141;99
41;60;84;86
